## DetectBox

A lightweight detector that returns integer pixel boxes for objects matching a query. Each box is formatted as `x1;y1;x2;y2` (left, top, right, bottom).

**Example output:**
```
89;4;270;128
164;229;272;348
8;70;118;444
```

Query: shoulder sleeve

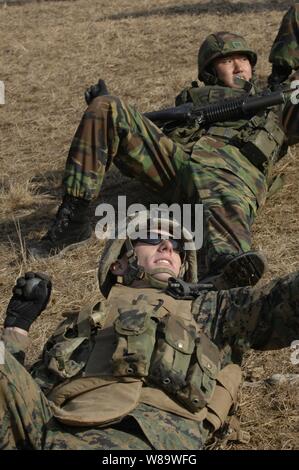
1;328;31;365
175;87;194;106
175;81;210;106
213;272;299;355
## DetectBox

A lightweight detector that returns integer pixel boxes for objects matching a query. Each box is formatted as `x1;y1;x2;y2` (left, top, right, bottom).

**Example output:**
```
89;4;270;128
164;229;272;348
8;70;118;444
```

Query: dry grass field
0;0;298;450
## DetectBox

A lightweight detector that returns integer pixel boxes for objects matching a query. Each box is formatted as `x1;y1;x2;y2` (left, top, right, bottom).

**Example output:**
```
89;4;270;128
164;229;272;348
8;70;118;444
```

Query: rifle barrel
144;103;193;122
144;89;287;125
241;90;286;114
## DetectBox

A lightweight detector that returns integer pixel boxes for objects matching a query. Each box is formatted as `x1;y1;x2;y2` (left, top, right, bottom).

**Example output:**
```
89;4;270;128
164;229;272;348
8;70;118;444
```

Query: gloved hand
84;78;109;105
4;272;52;331
268;63;293;89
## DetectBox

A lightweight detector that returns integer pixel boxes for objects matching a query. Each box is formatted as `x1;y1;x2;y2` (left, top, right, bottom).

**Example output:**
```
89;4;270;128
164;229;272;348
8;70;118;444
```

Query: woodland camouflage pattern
62;92;274;274
62;4;299;275
1;2;299;454
63;95;186;202
269;4;299;70
1;270;299;449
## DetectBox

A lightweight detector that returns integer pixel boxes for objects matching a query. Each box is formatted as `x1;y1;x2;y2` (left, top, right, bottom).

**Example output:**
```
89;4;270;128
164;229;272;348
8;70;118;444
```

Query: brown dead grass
0;0;298;450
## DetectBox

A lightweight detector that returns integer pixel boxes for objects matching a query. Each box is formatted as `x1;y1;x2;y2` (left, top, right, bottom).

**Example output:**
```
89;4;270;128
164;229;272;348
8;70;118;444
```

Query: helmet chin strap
143;267;177;289
122;239;145;286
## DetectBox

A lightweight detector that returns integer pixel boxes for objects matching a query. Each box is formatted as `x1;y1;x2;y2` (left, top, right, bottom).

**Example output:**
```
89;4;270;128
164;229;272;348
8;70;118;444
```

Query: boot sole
223;251;267;287
199;251;267;289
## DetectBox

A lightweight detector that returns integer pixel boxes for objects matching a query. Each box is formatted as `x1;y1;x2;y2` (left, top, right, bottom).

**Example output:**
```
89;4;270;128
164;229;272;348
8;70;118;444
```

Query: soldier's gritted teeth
213;53;253;88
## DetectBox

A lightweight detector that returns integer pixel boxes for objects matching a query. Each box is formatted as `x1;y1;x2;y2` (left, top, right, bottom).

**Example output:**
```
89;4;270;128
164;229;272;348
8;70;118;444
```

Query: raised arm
1;272;51;364
208;271;299;359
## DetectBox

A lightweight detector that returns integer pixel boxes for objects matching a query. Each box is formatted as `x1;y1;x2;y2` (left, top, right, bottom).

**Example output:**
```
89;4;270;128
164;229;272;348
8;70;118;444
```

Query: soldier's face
213;53;252;88
133;239;182;281
111;238;183;283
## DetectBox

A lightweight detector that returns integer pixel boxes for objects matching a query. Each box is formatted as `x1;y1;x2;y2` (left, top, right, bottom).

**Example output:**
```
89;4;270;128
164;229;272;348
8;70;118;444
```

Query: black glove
4;272;52;331
84;79;109;105
268;64;293;90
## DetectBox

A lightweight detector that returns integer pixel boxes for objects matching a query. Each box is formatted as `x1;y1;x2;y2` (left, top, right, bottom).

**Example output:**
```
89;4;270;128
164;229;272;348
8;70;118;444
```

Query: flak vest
44;284;241;433
168;84;286;173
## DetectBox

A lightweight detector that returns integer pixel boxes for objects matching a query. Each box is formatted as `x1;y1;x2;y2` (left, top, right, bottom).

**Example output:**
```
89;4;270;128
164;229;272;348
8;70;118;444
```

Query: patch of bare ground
0;0;298;449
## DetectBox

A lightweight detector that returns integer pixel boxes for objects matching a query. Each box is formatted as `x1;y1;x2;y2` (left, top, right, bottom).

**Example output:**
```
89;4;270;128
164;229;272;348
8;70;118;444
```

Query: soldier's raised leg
184;136;268;287
28;95;188;258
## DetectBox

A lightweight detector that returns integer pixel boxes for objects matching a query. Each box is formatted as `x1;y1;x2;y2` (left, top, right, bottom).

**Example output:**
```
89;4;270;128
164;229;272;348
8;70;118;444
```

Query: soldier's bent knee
88;94;124;113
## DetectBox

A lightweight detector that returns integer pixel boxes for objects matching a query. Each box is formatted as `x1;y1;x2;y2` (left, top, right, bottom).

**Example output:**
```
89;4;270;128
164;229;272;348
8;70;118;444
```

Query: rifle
84;79;298;128
143;87;294;127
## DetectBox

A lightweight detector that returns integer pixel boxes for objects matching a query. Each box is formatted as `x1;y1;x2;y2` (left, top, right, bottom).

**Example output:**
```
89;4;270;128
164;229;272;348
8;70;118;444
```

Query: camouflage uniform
1;270;298;450
269;3;299;71
61;5;299;275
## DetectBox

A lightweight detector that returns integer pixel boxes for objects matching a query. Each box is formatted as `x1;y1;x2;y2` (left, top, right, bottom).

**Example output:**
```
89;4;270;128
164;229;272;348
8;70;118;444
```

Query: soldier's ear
110;259;128;277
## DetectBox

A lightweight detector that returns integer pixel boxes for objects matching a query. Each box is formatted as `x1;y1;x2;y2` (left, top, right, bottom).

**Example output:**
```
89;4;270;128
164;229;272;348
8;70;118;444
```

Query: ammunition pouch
232;112;285;172
176;334;220;412
112;296;160;377
43;302;106;379
44;314;90;379
38;287;242;435
112;304;221;413
148;315;197;400
207;110;285;173
149;317;220;412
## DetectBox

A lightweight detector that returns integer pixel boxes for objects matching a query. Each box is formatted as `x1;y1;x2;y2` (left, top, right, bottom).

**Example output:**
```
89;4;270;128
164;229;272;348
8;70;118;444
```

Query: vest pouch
46;336;90;379
236;114;285;172
148;315;196;396
205;364;242;432
176;333;220;413
112;301;158;378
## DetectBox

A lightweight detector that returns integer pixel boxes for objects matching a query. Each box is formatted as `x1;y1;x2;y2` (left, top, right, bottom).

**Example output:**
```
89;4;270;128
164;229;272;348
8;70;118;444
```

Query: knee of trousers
88;94;124;113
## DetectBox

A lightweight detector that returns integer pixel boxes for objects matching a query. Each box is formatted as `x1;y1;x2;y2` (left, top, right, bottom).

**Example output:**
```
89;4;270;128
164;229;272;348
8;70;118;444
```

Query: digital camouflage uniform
60;5;299;276
1;270;299;450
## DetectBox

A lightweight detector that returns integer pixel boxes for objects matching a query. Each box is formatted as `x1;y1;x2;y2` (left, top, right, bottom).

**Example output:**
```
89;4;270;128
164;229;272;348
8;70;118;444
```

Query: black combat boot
27;195;92;258
199;251;267;289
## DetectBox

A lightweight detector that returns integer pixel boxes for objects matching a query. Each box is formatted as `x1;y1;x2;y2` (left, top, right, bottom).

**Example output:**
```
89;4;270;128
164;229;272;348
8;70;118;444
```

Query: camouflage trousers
63;95;267;272
0;347;207;450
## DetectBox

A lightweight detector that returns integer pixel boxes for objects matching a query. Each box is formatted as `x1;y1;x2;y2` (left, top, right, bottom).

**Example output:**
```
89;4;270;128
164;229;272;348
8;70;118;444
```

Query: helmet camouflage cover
198;32;257;85
98;210;198;297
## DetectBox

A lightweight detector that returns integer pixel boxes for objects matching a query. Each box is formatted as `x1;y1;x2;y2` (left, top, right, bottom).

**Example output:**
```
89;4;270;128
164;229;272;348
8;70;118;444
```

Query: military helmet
198;32;257;85
98;210;198;297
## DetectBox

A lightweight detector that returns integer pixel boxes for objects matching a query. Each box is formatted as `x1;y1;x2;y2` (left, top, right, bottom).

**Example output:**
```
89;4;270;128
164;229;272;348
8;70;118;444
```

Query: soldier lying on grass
1;211;298;450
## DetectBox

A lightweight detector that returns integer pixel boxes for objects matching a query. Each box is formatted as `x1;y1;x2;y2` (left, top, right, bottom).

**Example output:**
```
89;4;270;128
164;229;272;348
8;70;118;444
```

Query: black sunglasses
134;232;185;255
